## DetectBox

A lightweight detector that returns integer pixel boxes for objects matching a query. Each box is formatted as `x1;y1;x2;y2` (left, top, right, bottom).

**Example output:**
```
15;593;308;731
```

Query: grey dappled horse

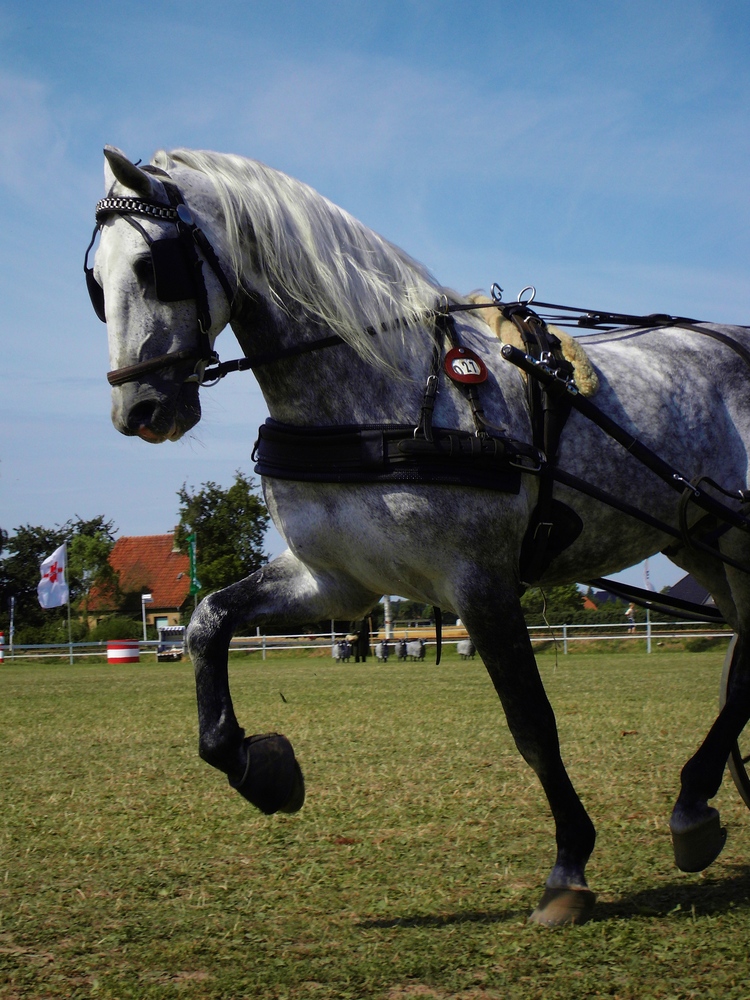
89;145;750;925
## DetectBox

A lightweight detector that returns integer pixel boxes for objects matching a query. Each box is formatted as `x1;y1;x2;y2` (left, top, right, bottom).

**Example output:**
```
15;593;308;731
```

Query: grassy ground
1;646;749;999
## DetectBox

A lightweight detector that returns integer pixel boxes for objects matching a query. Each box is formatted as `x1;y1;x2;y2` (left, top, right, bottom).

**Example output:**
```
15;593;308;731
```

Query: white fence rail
1;620;734;662
527;620;732;655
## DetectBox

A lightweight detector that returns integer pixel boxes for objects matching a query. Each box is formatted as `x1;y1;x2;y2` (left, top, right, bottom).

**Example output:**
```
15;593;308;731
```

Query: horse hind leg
186;550;379;815
668;554;750;871
459;584;596;925
670;629;750;871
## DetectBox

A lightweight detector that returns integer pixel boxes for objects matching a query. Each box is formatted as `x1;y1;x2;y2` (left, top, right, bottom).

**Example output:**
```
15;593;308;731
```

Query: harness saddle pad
466;293;600;397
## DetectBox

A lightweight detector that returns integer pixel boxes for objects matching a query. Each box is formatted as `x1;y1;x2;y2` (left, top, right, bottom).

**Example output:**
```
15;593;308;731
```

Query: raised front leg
186;549;379;814
459;582;596;926
670;631;750;871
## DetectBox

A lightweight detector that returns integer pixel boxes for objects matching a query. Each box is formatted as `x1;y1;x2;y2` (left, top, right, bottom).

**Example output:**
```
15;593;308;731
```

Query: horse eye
132;254;154;286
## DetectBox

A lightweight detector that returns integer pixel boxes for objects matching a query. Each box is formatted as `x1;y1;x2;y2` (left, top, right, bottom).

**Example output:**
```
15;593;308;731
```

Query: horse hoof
528;887;596;927
671;811;727;872
228;733;305;815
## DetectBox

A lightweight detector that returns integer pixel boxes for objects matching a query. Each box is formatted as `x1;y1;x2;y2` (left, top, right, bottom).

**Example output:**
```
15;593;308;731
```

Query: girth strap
252;419;540;492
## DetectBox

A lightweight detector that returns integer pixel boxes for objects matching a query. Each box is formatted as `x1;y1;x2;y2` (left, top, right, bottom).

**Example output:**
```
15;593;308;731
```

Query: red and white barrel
106;640;140;664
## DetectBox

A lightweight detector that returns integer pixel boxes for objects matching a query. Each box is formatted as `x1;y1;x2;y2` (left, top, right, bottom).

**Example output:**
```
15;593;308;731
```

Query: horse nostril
126;399;160;433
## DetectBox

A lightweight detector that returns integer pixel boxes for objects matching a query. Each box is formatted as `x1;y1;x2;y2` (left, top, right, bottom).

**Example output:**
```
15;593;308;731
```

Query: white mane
152;148;443;365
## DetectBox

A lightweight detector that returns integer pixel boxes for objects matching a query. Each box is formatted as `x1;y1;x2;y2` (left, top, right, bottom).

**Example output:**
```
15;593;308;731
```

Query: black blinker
84;225;107;322
86;267;107;323
85;235;197;323
150;238;195;302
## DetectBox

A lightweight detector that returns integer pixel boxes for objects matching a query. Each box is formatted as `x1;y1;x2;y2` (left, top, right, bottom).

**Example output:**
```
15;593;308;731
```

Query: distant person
626;603;636;633
354;620;370;662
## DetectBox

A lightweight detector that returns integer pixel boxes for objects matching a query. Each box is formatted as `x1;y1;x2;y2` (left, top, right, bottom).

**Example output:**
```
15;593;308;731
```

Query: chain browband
95;197;181;223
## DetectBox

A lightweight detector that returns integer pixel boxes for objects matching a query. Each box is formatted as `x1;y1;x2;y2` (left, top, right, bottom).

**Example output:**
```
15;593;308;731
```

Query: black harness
86;181;750;623
250;298;750;606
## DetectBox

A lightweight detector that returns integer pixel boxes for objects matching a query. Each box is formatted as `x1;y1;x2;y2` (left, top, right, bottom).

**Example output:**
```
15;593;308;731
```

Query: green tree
67;517;119;622
0;524;67;641
521;583;585;626
0;516;117;642
174;471;269;597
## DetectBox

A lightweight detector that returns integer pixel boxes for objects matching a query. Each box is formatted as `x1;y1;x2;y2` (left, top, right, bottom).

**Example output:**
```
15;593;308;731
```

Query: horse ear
103;145;157;198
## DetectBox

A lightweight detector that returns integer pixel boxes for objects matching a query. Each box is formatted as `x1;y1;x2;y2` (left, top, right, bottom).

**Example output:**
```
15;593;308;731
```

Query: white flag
38;543;69;608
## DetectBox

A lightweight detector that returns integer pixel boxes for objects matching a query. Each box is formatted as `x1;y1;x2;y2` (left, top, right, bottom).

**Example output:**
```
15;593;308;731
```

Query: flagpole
187;528;201;611
38;541;72;660
65;541;73;665
644;559;654;656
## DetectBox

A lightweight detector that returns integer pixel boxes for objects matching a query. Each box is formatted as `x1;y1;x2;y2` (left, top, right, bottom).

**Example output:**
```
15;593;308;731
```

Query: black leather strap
501;304;579;585
252;419;536;493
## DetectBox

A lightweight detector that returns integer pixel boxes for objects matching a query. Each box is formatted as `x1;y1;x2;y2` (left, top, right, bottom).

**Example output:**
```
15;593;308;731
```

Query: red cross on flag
38;543;69;609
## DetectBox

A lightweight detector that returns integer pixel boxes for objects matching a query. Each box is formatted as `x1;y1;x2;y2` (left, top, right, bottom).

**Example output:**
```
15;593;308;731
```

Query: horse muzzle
112;382;201;442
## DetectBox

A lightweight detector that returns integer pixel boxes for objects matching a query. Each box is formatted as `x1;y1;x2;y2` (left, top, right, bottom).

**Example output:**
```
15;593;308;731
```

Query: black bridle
85;179;235;387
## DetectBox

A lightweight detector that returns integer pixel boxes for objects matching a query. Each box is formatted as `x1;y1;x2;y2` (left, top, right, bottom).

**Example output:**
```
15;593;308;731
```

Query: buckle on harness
184;351;220;385
673;473;701;498
414;373;440;442
508;449;545;474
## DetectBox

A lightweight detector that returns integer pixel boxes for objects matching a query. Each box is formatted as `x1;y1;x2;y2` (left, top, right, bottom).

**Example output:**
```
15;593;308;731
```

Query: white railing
2;639;164;661
526;620;731;655
1;620;733;662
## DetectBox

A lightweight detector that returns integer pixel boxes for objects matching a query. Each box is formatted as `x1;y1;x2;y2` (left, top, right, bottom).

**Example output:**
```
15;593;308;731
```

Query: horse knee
187;591;233;658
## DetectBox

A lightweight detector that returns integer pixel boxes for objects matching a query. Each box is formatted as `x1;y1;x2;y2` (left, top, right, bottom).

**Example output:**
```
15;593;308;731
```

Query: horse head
88;146;233;442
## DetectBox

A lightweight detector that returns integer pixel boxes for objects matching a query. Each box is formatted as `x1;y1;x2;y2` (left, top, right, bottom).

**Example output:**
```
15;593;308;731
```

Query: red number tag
444;347;488;384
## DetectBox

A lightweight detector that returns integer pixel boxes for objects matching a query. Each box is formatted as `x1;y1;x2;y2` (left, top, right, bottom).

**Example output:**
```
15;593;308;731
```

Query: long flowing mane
152;148;443;362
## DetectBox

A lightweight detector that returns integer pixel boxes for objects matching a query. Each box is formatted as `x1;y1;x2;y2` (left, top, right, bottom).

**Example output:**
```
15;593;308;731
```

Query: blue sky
1;0;749;593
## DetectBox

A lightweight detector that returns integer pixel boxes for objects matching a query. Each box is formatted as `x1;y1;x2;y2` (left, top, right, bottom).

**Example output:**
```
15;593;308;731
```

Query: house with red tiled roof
88;534;192;630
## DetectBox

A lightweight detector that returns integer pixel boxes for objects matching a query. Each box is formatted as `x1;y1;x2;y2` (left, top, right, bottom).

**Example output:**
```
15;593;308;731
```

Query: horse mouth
134;423;186;444
113;384;201;442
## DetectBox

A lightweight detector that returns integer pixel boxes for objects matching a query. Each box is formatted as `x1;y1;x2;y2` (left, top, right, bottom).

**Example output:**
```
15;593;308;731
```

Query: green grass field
2;646;749;999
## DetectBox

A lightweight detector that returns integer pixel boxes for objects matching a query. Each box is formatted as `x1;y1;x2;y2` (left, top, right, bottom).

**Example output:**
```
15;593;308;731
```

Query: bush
13;616;88;645
89;616;141;641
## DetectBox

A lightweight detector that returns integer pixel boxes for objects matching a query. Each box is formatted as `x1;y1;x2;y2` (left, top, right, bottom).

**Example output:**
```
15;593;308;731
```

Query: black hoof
671;811;727;872
228;733;305;815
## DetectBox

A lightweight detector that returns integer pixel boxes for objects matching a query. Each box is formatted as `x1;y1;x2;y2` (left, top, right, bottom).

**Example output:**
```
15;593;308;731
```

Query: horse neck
230;293;435;427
